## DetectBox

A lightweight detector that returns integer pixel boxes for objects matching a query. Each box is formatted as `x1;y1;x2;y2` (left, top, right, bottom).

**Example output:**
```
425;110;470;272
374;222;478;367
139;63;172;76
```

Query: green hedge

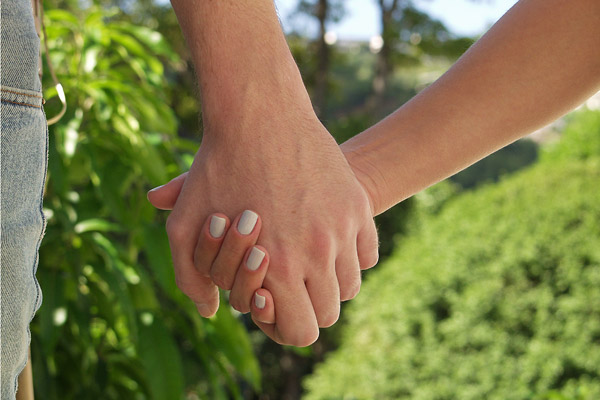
303;114;600;399
541;110;600;163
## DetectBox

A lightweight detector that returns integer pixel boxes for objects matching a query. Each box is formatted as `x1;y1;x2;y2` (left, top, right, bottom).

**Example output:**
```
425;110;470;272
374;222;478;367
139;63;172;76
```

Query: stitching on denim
0;99;42;109
0;88;44;98
9;110;49;397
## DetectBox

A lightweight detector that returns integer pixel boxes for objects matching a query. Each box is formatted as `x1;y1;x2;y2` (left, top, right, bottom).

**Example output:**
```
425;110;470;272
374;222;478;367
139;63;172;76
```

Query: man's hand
148;104;378;346
155;0;379;346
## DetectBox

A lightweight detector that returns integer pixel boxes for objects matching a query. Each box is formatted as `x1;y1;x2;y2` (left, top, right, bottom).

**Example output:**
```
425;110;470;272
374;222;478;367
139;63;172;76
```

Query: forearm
343;0;600;215
170;0;314;134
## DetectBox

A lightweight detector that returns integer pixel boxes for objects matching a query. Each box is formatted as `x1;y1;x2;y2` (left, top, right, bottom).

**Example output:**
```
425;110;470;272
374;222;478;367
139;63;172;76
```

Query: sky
274;0;519;40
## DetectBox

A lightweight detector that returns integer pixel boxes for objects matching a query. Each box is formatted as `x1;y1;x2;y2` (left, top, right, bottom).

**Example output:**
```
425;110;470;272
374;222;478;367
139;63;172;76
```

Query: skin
192;211;273;317
189;212;276;323
149;0;600;345
150;0;379;347
343;0;600;215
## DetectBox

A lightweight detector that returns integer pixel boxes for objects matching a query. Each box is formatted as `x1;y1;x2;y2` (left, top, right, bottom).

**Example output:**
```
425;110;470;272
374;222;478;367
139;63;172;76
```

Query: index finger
166;210;220;317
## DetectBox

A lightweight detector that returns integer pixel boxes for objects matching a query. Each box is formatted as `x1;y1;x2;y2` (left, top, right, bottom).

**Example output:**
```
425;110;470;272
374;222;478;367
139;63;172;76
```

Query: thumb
147;172;188;210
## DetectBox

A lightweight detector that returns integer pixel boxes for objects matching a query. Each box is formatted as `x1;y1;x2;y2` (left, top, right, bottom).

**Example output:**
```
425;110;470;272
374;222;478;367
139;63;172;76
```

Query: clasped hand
148;107;378;346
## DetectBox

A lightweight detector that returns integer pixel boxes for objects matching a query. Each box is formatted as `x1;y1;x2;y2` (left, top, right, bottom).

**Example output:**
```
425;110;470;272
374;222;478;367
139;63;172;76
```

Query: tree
370;1;473;113
294;0;345;117
372;0;401;109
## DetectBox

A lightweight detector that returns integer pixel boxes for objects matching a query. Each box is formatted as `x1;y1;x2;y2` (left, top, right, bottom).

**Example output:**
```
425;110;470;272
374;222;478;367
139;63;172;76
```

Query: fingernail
246;247;265;271
255;293;266;309
238;210;258;235
209;216;226;238
148;184;164;193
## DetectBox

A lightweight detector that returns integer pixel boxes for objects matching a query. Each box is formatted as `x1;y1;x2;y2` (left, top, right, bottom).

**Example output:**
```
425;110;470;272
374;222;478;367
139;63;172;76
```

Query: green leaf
142;224;179;300
209;299;261;391
136;312;185;400
82;46;101;73
109;31;151;60
34;4;259;398
74;218;122;234
46;9;79;28
114;23;178;60
35;267;66;355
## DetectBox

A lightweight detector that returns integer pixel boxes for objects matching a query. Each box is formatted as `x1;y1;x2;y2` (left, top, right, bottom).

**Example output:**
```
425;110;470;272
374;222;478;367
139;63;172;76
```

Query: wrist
342;142;386;217
200;66;315;137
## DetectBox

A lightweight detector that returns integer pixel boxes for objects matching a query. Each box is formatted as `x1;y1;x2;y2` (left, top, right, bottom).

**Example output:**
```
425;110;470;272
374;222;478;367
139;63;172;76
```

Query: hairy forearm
343;0;600;215
170;0;314;132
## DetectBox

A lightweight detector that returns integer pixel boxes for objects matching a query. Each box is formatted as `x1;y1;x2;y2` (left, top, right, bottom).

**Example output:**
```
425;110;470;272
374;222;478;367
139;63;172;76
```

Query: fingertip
194;213;230;277
147;173;187;210
245;245;269;272
251;288;275;324
146;185;163;201
357;222;380;270
208;213;230;239
147;186;170;210
236;209;261;236
228;246;270;314
210;211;263;291
195;296;219;318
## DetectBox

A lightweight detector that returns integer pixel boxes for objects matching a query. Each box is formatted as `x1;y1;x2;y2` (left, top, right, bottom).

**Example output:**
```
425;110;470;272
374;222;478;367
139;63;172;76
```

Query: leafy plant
303;111;600;399
541;109;600;163
32;5;259;399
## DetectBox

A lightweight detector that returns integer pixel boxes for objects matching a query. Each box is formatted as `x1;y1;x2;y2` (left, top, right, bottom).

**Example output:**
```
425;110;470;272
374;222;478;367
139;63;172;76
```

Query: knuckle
267;253;296;284
359;231;380;269
238;306;250;314
210;271;233;291
228;293;250;314
166;215;186;242
228;297;242;313
234;302;250;314
369;225;380;248
297;328;320;347
274;323;319;347
174;276;185;292
317;307;340;328
280;329;319;348
362;250;379;270
194;262;211;278
275;263;294;284
310;228;333;258
175;276;195;299
193;255;211;278
341;279;361;302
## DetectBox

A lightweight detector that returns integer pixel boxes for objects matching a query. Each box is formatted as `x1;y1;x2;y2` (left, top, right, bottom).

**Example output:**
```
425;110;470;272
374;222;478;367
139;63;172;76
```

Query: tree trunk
314;0;330;118
371;0;399;111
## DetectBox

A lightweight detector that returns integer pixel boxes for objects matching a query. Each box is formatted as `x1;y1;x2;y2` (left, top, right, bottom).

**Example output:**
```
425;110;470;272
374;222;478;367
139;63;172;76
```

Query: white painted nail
246;247;265;271
209;216;226;238
237;210;258;235
255;293;266;309
148;184;164;193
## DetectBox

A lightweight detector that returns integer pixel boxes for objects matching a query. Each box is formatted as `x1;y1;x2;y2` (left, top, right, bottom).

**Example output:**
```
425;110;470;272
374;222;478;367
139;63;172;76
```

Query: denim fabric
1;0;41;92
1;0;47;399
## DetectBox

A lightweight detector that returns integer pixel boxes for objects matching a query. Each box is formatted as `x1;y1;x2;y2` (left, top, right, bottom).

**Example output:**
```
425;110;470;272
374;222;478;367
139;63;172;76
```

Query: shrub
541;109;600;163
303;156;600;399
32;6;258;399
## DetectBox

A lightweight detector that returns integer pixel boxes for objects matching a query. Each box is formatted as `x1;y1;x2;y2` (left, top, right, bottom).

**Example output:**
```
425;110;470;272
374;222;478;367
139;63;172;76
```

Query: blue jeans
1;0;47;398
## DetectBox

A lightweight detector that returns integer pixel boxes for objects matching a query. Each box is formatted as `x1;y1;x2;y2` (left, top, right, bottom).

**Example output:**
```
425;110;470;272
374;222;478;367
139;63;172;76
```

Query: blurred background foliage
34;2;258;399
32;0;599;398
303;110;600;399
